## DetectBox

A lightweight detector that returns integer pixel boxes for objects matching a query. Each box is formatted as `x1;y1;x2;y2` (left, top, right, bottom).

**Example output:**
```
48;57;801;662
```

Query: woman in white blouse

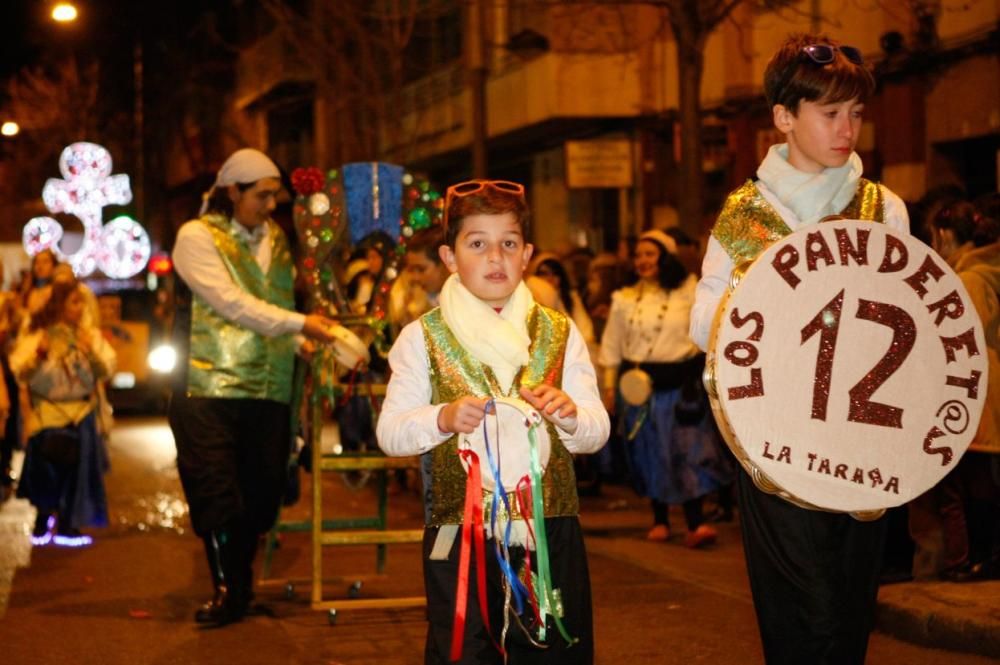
598;230;732;548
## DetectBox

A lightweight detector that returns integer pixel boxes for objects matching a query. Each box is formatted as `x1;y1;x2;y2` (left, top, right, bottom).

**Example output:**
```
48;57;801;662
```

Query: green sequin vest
712;178;885;265
186;214;296;403
420;304;579;525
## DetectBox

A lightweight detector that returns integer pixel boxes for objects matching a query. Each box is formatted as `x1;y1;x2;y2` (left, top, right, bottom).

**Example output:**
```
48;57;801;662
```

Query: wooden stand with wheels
259;380;426;620
310;453;425;621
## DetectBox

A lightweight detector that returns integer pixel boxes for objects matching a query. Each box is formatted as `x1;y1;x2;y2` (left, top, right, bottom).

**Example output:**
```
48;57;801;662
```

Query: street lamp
1;122;19;137
51;3;78;23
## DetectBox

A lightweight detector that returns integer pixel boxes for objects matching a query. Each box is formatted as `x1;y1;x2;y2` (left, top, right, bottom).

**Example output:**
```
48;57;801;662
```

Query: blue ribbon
481;399;529;615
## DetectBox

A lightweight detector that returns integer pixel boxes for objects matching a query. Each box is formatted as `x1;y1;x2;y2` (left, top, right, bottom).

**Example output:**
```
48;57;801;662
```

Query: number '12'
800;289;916;429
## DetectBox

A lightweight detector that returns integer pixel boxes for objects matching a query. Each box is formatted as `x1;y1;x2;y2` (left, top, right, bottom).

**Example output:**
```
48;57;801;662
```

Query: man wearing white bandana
691;35;909;665
377;180;608;664
169;148;337;626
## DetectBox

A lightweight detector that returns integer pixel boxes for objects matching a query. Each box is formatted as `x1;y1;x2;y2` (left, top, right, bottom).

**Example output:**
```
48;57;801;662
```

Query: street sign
565;139;633;188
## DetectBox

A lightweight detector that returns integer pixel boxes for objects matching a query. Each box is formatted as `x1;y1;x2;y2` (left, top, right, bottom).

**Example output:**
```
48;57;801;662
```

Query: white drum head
461;397;551;492
707;220;988;514
328;324;371;369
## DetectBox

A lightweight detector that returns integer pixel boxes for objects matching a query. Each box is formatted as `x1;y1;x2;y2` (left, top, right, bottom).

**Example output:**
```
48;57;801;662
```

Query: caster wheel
284;583;295;600
328;608;338;625
348;580;363;598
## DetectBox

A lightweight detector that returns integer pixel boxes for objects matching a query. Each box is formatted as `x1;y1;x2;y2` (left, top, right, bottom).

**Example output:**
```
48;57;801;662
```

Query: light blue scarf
756;143;863;225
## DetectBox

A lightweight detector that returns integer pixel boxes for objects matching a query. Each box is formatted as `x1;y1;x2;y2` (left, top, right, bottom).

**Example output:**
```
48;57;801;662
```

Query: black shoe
940;560;991;583
195;586;233;624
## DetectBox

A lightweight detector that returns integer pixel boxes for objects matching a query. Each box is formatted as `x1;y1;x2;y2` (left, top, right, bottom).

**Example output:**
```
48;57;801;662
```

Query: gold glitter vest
421;305;579;526
712;178;885;265
187;215;296;403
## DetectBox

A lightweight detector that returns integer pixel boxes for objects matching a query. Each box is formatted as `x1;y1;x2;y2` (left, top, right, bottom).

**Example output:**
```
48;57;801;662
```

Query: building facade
231;0;999;255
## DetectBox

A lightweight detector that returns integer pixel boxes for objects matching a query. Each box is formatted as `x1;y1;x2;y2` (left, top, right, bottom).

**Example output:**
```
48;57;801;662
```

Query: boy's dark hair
204;181;257;217
932;200;1000;248
764;34;874;113
31;278;79;332
444;185;530;247
406;226;445;263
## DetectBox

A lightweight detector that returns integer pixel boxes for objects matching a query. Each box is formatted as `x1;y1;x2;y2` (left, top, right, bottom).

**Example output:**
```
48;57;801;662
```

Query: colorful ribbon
481;401;530;615
451;448;503;662
527;424;577;646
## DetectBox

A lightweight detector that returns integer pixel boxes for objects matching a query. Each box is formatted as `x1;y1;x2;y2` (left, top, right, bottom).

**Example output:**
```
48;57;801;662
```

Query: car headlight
148;344;177;374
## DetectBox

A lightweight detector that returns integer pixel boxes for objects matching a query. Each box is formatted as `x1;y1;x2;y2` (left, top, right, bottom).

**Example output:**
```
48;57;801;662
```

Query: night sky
0;1;235;93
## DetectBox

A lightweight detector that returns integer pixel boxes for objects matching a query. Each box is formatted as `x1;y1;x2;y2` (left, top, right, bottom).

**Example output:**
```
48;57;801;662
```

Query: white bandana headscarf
439;273;534;393
199;148;281;215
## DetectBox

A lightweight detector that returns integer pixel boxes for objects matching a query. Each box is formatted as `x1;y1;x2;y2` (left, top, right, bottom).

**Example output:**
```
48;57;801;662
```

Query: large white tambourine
327;324;371;370
461;397;552;492
705;220;988;518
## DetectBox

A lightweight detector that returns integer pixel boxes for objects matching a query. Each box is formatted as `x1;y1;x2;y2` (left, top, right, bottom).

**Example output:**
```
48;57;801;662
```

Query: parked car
96;280;175;414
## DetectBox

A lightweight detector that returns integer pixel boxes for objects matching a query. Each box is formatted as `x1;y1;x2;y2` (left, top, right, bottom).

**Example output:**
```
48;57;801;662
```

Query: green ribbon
527;423;576;646
626;404;649;442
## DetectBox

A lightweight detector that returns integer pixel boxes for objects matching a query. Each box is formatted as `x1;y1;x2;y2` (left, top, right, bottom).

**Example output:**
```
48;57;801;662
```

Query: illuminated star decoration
23;142;151;279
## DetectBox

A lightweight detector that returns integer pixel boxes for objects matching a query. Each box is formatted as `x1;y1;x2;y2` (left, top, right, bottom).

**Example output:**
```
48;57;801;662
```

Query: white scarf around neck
439;273;533;393
756;143;863;225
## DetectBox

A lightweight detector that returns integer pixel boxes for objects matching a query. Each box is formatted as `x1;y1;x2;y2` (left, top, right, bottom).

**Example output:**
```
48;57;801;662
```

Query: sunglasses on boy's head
802;44;864;66
444;179;526;226
445;179;525;201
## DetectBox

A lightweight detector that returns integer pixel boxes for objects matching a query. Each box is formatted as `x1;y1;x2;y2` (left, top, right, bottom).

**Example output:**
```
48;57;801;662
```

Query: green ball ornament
408;207;432;229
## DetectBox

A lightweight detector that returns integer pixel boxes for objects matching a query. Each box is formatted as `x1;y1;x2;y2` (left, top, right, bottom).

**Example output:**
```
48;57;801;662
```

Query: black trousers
423;516;594;665
737;470;888;665
168;395;290;537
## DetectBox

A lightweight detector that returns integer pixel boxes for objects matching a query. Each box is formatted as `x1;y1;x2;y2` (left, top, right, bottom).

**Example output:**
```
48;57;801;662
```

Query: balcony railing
235;30;314;110
397;62;465;117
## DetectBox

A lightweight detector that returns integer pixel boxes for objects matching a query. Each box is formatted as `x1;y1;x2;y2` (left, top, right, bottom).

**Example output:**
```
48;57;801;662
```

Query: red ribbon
451;449;503;662
515;476;543;627
337;361;364;406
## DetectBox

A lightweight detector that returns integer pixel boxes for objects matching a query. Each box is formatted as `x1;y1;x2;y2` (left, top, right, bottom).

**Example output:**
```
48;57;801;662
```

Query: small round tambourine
327;324;371;370
619;367;653;406
461;397;552;492
705;220;988;517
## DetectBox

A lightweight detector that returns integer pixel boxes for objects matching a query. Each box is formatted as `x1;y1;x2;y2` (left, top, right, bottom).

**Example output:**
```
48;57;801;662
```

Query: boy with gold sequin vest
377;181;609;665
169;149;337;628
689;35;910;665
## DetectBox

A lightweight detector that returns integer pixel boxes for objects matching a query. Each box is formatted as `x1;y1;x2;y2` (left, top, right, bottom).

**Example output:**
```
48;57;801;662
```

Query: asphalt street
0;416;996;664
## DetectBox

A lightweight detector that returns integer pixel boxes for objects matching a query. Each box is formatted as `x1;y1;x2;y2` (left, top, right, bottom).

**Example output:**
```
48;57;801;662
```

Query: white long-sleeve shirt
598;274;701;369
377;316;610;457
172;217;305;337
689;181;910;351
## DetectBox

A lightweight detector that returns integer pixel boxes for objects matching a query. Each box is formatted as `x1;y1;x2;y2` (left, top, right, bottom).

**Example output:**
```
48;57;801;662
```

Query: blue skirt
17;412;109;528
623;387;733;505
